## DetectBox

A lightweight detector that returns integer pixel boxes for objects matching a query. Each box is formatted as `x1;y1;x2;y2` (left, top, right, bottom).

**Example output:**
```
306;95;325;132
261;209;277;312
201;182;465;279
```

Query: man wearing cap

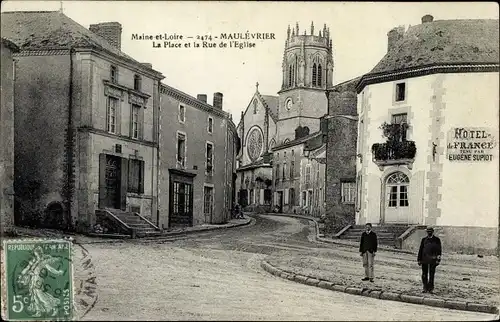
417;226;442;293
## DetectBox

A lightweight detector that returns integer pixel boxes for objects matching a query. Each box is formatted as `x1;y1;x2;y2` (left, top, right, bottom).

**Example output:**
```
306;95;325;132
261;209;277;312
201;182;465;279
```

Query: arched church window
312;63;317;86
288;65;293;87
317;64;322;87
253;99;258;114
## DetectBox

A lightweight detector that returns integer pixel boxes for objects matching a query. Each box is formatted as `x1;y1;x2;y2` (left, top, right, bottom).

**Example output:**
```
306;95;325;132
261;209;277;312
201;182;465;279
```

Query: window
249;189;254;204
110;65;118;83
131;104;140;139
128;159;144;193
177;132;186;166
107;97;118;134
312;63;317;86
395;82;406;102
341;182;356;204
305;165;311;184
290;160;295;179
134;74;142;91
289;188;295;206
387;172;410;207
253;99;258;114
179;104;185;123
317;64;322;87
302;191;307;206
283;162;287;180
208;117;213;133
204;186;214;222
206;142;213;174
391;113;408;141
275;164;280;183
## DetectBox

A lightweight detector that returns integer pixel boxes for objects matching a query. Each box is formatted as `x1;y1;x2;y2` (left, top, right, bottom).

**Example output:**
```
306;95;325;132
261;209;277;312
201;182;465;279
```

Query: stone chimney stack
141;63;152;69
213;92;223;109
387;26;405;53
197;94;208;103
421;14;434;24
89;22;122;50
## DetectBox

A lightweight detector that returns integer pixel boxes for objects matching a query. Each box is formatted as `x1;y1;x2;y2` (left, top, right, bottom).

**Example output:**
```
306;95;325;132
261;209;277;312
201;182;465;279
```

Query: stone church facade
236;22;332;216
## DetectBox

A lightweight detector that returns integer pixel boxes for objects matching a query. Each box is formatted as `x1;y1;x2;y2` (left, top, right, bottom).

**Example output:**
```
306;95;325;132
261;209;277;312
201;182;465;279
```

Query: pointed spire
311;21;314;35
59;1;63;13
292;29;295;37
295;22;299;36
303;30;306;35
287;25;291;39
319;31;322;37
256;82;259;92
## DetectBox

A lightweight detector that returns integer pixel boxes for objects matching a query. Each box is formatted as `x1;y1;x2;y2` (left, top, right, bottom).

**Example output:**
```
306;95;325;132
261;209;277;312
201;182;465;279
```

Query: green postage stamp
2;239;74;321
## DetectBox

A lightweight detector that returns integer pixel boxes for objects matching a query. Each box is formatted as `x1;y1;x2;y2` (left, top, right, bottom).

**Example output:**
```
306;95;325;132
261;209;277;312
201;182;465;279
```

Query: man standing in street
418;226;442;293
359;223;377;282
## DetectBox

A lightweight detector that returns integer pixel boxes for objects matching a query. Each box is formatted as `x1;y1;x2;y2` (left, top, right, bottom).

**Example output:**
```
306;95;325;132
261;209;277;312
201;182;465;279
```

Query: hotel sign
447;127;497;162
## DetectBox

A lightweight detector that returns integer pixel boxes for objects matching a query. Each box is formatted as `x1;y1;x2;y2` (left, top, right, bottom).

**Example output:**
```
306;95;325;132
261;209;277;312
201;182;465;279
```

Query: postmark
1;238;99;321
2;239;74;321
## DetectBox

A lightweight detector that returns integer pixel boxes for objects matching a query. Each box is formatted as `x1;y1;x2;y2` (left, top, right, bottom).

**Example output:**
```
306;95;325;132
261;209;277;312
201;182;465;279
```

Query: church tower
276;22;334;143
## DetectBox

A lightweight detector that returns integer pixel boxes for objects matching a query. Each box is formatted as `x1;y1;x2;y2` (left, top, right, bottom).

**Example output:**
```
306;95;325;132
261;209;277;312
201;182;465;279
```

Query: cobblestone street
78;214;498;321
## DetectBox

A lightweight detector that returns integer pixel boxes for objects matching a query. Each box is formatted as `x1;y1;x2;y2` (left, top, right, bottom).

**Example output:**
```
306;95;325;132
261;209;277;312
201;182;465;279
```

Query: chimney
141;63;152;69
387;26;405;52
89;22;122;50
213;92;223;109
421;14;434;24
197;94;208;104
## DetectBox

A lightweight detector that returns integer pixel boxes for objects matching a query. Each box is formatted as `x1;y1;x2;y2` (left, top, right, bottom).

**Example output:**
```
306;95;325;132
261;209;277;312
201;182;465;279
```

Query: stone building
159;87;238;228
354;15;499;254
236;22;332;216
324;78;360;228
0;38;19;235
2;11;164;232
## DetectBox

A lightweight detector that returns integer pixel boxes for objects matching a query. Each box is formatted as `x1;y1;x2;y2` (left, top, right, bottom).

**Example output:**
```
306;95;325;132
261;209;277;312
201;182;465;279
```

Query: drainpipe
66;47;75;231
157;81;161;228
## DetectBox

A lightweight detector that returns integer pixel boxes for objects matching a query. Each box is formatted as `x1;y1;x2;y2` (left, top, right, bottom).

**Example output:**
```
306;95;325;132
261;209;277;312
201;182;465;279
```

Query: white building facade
355;15;499;254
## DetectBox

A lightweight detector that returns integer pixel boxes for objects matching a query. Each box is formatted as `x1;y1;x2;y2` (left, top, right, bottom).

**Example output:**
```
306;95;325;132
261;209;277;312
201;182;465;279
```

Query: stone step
128;223;154;229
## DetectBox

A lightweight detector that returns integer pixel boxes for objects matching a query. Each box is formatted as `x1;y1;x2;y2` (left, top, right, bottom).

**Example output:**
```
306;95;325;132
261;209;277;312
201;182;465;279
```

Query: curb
260;260;499;315
77;216;254;244
262;213;417;255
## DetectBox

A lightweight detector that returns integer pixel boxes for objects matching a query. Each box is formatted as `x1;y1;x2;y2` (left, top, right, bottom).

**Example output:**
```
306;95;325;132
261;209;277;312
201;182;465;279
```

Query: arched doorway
382;171;410;224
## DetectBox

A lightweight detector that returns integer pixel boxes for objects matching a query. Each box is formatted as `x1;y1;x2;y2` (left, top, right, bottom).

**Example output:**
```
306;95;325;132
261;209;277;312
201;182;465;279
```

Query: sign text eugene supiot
130;31;276;49
446;127;497;162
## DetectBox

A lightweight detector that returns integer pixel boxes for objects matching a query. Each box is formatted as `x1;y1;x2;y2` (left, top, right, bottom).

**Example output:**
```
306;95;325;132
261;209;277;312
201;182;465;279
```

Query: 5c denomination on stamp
3;239;74;321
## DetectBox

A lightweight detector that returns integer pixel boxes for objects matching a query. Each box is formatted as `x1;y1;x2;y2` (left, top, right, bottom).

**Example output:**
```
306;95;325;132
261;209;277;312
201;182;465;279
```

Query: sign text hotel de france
447;127;497;162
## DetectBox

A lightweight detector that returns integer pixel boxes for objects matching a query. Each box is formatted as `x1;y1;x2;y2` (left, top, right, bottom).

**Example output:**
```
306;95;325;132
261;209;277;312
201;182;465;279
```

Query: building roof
1;11;161;75
1;37;19;52
369;19;499;76
329;77;362;93
272;131;322;151
160;83;233;120
259;94;279;122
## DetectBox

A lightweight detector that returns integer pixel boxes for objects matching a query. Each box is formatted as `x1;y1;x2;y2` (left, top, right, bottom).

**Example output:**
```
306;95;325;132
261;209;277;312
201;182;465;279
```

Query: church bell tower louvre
277;21;334;144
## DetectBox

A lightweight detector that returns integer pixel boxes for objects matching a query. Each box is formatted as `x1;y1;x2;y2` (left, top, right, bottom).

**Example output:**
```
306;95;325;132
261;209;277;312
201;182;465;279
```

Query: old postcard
0;1;498;321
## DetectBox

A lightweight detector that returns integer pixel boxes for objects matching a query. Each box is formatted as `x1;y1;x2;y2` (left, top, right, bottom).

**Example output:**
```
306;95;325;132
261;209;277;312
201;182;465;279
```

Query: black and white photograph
0;1;499;321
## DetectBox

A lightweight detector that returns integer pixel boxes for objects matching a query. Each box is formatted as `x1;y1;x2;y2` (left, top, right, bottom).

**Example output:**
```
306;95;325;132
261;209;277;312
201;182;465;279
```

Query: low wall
402;225;498;256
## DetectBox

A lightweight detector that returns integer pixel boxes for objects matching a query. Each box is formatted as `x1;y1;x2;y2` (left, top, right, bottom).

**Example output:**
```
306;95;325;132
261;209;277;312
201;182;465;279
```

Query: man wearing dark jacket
359;223;378;282
418;226;442;293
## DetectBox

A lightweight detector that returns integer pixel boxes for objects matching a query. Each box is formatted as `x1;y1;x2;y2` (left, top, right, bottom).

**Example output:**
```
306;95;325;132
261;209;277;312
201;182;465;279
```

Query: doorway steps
336;225;410;248
95;208;162;238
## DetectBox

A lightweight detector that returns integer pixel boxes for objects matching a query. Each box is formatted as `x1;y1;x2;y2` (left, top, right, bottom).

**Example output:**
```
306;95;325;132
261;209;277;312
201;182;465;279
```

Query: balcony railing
371;140;416;169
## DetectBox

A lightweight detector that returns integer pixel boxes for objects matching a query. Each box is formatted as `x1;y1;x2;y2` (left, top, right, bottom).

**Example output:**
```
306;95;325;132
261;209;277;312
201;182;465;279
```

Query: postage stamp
2;239;74;321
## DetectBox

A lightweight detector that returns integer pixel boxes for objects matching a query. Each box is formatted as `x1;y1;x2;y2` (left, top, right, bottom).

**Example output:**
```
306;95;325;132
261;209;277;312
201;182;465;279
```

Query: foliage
373;122;416;161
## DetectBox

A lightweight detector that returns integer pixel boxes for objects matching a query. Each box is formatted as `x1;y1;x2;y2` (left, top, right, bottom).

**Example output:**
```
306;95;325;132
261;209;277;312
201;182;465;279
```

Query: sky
2;1;498;124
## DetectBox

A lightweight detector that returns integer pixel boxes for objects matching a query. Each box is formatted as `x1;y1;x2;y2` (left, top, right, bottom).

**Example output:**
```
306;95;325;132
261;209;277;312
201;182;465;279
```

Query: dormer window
110;65;118;84
134;74;142;91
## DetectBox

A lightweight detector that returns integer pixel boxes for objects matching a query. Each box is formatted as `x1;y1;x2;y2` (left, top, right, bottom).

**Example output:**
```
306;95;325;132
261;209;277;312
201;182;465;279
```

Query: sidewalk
261;213;500;312
8;216;253;244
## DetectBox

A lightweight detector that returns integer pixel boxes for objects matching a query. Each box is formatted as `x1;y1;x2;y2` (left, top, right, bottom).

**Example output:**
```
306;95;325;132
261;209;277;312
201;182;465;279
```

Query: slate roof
1;11;158;72
330;76;362;92
368;19;499;76
259;94;279;122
